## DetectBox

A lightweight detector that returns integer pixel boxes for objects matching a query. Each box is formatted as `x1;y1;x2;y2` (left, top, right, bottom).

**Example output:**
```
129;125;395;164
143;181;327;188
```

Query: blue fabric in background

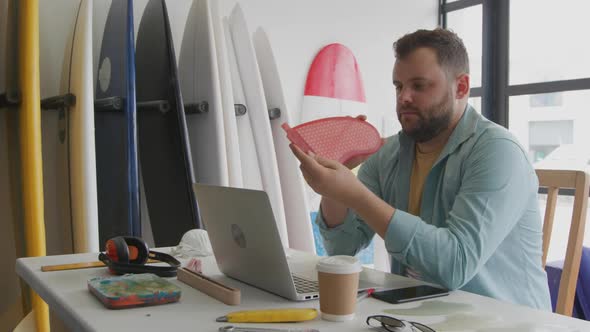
545;246;590;320
311;212;374;265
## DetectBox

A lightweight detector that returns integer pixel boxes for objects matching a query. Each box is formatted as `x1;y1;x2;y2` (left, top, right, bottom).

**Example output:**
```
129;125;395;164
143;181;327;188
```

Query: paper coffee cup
316;255;362;321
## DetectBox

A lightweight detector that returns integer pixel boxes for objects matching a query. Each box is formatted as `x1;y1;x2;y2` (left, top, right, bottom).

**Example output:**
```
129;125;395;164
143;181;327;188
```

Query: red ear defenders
98;236;180;277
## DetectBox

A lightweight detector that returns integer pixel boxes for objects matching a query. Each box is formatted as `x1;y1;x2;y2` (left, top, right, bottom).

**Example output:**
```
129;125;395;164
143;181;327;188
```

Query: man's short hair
393;28;469;77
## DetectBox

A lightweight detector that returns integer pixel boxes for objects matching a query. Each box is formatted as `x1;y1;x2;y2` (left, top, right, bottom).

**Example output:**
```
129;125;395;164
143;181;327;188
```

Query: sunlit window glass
510;0;590;84
508;90;590;172
468;96;481;114
446;5;482;87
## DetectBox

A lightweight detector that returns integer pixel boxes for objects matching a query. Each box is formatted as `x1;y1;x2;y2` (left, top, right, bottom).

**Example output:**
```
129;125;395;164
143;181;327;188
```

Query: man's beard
398;91;454;143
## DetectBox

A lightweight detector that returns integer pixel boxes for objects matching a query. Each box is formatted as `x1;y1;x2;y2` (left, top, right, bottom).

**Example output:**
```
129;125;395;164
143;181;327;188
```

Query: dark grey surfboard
94;0;141;245
136;0;201;247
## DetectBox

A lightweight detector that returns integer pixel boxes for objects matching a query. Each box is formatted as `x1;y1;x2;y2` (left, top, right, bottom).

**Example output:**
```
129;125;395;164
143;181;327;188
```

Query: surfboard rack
41;93;76;110
268;108;281;120
230;104;279;119
0;92;20;108
185;101;209;114
137;100;171;113
95;96;124;111
234;104;247;116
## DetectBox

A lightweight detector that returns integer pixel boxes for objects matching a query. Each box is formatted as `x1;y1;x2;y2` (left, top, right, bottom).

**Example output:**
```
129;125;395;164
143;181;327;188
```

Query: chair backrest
537;169;590;316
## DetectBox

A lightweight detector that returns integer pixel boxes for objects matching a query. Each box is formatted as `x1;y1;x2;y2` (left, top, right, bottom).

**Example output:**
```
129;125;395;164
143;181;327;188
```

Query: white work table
16;249;590;332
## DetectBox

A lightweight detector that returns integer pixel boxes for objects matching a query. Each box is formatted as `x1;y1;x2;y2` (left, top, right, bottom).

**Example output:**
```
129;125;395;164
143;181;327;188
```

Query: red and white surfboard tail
304;43;366;102
301;43;368;124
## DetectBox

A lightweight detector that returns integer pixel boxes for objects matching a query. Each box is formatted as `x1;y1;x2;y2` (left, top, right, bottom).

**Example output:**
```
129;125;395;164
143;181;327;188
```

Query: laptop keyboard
292;274;319;294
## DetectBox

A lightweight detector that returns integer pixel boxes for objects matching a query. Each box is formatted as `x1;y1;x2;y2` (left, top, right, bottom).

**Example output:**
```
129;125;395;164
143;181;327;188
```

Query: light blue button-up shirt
317;105;552;310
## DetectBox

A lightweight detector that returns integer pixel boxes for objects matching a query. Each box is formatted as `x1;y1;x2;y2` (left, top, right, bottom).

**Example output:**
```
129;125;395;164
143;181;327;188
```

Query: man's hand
290;143;368;208
341;115;386;169
343;152;375;170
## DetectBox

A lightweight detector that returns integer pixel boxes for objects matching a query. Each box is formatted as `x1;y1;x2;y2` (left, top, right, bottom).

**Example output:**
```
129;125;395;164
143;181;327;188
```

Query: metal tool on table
219;326;319;332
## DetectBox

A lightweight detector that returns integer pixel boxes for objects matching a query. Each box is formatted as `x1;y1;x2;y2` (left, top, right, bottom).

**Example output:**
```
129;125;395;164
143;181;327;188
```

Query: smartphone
372;285;449;304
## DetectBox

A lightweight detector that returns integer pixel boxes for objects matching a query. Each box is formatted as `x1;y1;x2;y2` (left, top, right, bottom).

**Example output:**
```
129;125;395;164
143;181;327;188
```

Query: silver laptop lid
193;183;300;300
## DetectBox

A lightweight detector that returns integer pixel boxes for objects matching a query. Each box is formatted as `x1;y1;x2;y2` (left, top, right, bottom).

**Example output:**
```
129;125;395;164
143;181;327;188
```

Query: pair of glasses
366;315;436;332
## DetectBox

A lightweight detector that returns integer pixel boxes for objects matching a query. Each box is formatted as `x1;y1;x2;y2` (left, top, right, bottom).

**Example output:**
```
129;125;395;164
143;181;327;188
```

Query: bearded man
290;28;551;310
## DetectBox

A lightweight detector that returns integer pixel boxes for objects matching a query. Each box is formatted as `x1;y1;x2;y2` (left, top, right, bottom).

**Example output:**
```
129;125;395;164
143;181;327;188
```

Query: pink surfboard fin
282;116;382;164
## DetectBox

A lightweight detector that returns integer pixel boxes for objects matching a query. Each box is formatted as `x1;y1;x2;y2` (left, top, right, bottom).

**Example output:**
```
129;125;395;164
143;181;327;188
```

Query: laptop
193;183;379;301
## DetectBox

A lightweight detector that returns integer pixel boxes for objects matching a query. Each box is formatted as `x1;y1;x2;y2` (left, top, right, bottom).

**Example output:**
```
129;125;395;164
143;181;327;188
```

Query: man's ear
455;73;470;99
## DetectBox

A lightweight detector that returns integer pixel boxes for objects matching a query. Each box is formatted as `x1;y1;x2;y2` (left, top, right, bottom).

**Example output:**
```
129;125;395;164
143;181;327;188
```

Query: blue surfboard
136;0;201;246
94;0;140;245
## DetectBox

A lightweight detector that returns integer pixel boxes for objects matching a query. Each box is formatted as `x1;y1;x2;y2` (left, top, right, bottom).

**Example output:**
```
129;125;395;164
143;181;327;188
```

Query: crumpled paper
170;229;214;258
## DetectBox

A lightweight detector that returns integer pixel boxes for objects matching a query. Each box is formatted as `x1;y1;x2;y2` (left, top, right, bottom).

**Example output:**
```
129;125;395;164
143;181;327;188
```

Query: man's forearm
321;186;395;238
350;187;396;238
320;197;349;228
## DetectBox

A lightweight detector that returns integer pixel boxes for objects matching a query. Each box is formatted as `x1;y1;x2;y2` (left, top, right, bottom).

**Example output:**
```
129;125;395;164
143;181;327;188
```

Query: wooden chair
537;169;590;316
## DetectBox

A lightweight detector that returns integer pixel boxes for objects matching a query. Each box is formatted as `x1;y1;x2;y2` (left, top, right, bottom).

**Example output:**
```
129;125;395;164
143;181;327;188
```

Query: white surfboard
39;0;98;253
227;4;289;247
40;0;76;255
211;0;243;188
0;0;6;96
0;0;19;105
253;28;315;253
68;0;99;253
0;0;28;322
179;0;228;187
223;18;263;191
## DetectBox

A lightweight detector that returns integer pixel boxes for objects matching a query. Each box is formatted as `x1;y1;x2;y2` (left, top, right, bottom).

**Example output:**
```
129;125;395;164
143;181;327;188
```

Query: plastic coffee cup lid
316;255;362;274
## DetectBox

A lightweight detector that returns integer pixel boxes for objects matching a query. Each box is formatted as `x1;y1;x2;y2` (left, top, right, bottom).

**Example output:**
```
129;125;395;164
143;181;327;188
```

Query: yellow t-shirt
407;144;444;216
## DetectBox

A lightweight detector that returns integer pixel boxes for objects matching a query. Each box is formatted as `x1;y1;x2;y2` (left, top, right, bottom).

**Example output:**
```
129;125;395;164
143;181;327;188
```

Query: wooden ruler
177;268;241;305
41;259;159;272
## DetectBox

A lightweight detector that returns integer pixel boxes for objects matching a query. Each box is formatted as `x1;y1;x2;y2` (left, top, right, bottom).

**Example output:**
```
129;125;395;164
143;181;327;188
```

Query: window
510;0;590;85
529;93;563;108
446;4;482;88
469;96;481;113
443;0;483;114
440;0;590;172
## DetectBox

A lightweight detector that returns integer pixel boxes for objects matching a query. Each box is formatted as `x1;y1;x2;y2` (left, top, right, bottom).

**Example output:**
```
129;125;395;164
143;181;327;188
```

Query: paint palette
88;273;181;309
282;116;383;164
